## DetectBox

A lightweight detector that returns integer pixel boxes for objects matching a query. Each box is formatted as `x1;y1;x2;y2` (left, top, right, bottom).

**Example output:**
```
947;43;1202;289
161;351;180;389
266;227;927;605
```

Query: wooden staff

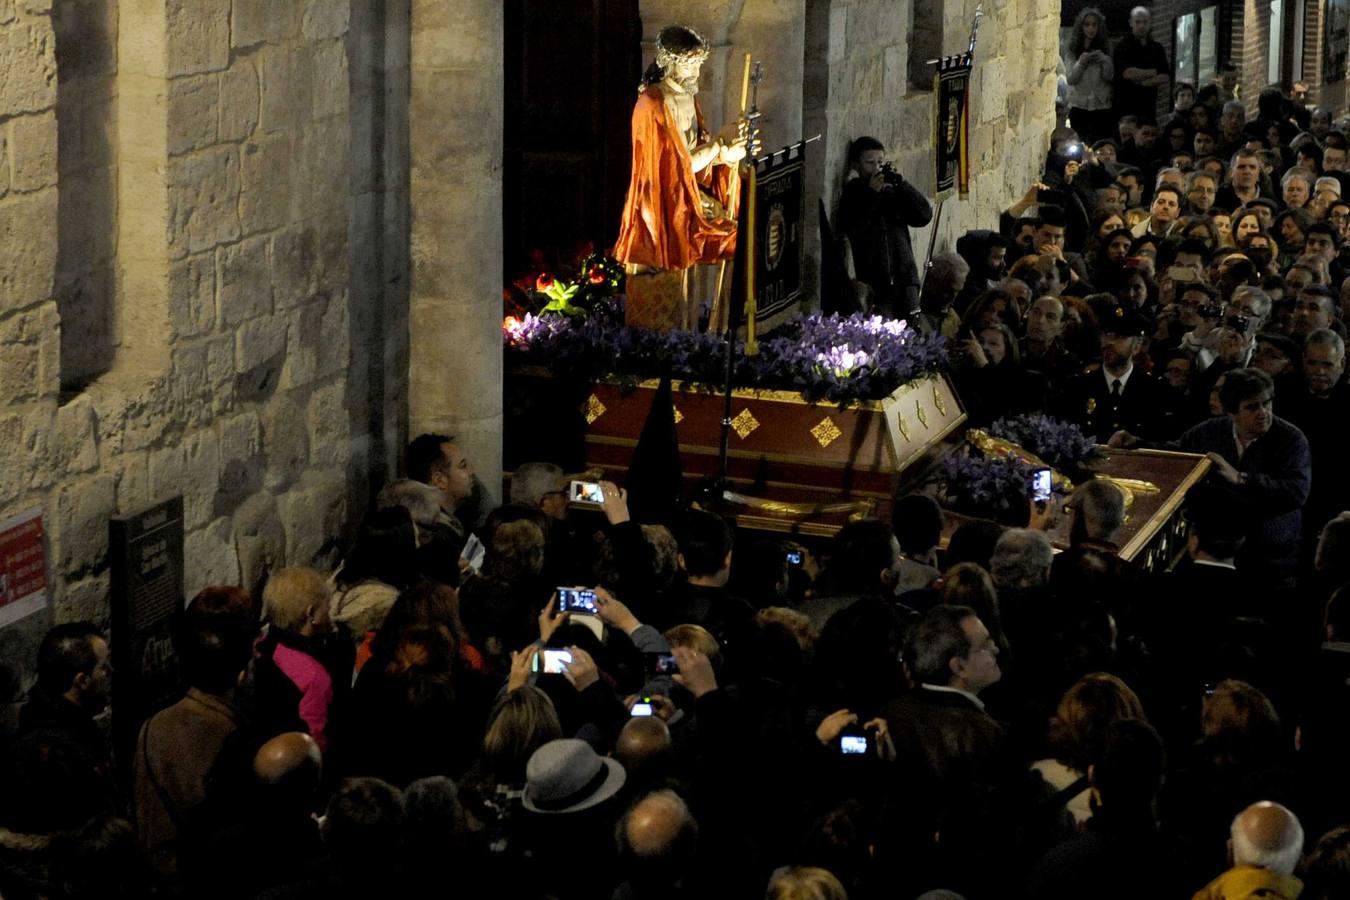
709;53;755;335
744;162;759;355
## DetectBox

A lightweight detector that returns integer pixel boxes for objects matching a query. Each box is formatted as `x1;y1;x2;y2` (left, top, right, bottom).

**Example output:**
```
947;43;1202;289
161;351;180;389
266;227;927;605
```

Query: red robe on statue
612;86;741;271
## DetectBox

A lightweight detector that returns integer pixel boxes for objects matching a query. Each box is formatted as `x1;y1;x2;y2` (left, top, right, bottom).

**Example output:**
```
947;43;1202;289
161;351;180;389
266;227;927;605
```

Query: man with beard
19;623;115;780
1057;303;1168;442
612;24;749;330
954;229;1012;315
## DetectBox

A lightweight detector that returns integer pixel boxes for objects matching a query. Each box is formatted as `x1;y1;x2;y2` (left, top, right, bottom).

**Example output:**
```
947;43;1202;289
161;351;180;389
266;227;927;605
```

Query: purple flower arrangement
937;452;1038;518
503;301;949;406
988;414;1099;470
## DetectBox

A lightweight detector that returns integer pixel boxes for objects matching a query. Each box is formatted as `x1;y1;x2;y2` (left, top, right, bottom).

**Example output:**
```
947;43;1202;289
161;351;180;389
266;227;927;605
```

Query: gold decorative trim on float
882;375;968;470
585;462;893;501
673;407;684;424
585;434;880;473
810;417;842;448
721;490;877;519
585;394;607;425
731;408;760;439
1118;451;1213;563
602;376;886;410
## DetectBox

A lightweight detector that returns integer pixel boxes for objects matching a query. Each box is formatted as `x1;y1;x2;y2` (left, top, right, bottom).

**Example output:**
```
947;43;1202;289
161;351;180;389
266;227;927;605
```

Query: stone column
408;0;502;499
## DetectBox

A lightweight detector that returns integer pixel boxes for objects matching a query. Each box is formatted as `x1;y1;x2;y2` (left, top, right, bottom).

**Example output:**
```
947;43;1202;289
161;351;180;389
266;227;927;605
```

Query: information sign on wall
0;509;46;629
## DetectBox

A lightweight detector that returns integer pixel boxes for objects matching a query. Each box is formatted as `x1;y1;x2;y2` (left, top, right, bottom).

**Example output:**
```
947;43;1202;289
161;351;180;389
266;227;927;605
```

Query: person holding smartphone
1065;8;1114;144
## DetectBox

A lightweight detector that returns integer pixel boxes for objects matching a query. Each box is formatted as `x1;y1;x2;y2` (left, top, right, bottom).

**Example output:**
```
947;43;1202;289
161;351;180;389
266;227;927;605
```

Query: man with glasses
1186;170;1219;215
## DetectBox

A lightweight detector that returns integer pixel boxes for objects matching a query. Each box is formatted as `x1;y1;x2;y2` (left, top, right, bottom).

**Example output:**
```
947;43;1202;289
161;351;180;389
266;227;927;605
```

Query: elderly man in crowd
1192;802;1304;900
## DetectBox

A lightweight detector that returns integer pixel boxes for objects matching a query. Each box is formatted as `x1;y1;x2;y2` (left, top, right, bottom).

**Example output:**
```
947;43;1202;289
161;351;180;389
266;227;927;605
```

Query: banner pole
919;198;946;295
918;5;983;296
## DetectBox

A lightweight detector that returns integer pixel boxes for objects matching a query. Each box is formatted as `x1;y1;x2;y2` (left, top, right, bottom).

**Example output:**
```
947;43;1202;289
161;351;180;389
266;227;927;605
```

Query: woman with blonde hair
1031;672;1147;825
766;866;849;900
456;685;563;864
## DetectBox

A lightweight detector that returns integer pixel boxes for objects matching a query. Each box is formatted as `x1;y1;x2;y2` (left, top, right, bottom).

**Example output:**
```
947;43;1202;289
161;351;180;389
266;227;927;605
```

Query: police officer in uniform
1057;302;1168;443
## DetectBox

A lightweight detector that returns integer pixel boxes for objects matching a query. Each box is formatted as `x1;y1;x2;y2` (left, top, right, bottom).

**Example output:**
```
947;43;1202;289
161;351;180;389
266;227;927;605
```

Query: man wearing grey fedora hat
519;738;629;898
522;738;627;814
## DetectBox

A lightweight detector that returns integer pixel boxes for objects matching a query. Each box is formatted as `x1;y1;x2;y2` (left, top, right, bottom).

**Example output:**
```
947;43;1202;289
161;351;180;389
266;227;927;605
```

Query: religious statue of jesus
612;25;749;331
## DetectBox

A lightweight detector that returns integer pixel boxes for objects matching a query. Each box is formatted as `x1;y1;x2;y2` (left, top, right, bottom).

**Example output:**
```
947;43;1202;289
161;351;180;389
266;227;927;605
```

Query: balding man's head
614;716;673;783
617;790;699;892
1071;479;1127;543
1231;801;1304;875
254;732;323;806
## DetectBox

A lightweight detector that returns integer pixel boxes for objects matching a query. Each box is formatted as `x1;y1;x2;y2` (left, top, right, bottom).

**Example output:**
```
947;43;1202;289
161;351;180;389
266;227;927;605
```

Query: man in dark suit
1057;303;1168;442
883;605;1004;813
1278;329;1350;557
1142;490;1252;745
880;605;1010;896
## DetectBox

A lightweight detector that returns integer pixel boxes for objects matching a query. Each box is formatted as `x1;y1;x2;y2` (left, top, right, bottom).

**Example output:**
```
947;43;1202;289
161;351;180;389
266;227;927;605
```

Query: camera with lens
879;161;903;187
1197;304;1224;319
1223;314;1251;334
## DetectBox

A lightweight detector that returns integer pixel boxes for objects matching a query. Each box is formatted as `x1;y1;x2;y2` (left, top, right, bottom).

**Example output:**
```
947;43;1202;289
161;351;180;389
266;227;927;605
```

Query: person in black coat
1026;720;1185;899
1278;329;1350;557
837;136;933;319
1114;368;1312;584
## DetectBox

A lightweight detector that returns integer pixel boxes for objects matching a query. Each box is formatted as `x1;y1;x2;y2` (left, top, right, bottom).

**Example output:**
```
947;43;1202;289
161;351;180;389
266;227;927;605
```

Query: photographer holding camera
837;136;934;319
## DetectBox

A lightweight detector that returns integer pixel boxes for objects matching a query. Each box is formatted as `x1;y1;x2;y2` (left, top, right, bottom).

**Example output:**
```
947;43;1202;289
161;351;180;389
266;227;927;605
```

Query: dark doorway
503;0;642;279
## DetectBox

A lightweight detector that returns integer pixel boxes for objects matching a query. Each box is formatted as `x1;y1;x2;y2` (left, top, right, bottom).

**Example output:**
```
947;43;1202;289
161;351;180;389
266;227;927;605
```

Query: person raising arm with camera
837;136;934;319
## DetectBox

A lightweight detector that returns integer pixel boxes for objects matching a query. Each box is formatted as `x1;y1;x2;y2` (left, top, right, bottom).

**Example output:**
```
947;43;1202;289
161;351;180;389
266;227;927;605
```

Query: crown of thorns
655;26;710;66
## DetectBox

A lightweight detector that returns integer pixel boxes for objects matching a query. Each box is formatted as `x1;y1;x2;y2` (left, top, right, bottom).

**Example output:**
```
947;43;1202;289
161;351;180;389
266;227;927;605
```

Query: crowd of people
3;414;1350;899
8;9;1350;896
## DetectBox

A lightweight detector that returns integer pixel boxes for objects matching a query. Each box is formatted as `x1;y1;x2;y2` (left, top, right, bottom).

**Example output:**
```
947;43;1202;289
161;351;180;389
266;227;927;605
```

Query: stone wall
0;0;369;675
809;0;1061;271
0;0;1059;676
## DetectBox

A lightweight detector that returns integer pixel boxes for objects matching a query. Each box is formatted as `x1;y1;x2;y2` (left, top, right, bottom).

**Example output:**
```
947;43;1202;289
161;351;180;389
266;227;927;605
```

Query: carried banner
933;57;972;200
731;140;808;334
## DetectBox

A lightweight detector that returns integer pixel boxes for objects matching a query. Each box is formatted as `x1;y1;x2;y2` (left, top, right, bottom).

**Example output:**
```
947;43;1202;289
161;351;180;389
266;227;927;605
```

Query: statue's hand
717;119;746;146
720;140;748;164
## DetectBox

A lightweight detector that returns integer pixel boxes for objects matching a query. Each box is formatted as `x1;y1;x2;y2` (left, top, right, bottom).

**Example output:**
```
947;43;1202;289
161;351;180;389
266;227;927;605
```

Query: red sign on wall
0;509;46;628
